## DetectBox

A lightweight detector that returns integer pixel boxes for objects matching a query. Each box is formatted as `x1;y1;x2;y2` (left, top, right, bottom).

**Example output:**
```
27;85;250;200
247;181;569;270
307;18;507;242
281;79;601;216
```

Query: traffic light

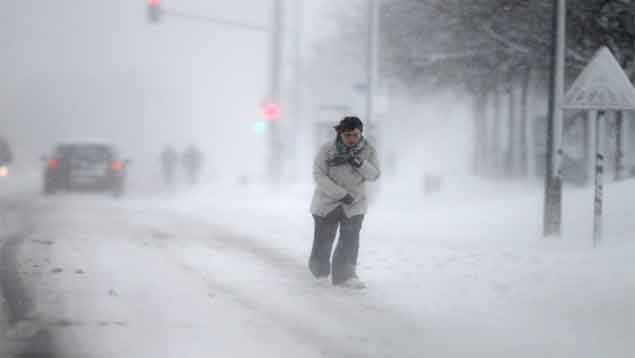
261;101;281;122
252;120;267;135
147;0;161;23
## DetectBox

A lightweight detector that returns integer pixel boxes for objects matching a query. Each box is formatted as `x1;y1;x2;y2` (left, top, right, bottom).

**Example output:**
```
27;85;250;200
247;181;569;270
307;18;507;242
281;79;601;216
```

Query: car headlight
0;166;8;177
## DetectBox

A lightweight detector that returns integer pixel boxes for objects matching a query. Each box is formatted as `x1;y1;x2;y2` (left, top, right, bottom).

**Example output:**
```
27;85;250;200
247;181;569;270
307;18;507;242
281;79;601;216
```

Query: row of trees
329;0;635;180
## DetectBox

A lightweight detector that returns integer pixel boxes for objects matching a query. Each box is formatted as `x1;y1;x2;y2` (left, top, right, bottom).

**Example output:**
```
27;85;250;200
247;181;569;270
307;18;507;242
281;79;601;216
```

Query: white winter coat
310;138;380;217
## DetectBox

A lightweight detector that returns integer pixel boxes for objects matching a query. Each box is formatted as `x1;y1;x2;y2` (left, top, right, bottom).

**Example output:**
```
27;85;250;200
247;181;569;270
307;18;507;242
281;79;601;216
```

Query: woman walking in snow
308;116;381;288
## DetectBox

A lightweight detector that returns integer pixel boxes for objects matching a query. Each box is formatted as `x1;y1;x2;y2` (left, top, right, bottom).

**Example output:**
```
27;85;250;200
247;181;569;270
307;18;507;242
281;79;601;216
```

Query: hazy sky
1;0;329;177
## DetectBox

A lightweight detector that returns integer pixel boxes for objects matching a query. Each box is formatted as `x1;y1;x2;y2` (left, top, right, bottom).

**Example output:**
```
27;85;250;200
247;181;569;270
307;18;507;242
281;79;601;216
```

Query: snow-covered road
1;192;423;357
1;176;634;357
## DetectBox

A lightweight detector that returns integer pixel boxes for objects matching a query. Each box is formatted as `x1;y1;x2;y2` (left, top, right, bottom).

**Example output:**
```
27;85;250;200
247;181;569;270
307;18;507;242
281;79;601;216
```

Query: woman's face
340;128;362;147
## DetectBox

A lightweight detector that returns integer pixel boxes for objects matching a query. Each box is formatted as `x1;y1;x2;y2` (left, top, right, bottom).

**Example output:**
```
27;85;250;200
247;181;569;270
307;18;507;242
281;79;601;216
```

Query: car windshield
56;144;113;162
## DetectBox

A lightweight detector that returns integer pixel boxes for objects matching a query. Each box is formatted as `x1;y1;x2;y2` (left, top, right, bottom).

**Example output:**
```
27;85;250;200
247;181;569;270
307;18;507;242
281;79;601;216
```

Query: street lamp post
543;0;566;238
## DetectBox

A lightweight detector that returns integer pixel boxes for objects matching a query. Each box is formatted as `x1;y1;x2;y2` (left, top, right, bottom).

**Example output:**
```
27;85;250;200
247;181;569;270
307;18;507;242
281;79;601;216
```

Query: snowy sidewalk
145;178;635;358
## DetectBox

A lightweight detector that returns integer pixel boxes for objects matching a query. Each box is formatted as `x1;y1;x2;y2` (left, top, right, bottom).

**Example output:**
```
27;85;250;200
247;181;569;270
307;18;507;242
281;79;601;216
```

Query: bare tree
316;0;635;179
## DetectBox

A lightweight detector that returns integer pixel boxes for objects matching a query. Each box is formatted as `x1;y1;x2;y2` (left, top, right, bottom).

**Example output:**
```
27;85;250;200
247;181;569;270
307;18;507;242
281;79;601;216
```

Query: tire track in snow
139;211;427;358
1;196;60;357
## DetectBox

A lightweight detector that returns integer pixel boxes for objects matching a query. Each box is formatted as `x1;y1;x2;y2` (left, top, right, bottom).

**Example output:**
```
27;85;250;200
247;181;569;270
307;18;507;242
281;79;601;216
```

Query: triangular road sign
562;46;635;110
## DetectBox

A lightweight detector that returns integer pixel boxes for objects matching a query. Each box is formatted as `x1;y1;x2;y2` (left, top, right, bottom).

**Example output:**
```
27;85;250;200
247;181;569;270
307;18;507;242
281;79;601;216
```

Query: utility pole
366;0;379;134
268;0;284;186
543;0;566;237
292;0;303;123
289;0;303;182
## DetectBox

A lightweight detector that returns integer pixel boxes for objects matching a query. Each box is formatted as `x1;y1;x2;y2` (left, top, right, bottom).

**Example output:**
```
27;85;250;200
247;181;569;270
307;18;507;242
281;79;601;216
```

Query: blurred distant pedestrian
181;145;204;187
160;146;179;187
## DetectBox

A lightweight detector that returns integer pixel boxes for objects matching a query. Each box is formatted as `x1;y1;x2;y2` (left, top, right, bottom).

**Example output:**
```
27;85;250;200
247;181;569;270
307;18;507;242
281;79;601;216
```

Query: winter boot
337;277;367;289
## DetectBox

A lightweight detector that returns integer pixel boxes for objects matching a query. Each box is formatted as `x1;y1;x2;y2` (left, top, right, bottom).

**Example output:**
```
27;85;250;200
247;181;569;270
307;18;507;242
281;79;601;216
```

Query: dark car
43;141;130;196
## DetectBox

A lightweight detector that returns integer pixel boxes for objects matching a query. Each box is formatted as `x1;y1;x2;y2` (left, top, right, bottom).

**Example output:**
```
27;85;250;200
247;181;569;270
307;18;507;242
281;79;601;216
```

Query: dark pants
309;206;364;285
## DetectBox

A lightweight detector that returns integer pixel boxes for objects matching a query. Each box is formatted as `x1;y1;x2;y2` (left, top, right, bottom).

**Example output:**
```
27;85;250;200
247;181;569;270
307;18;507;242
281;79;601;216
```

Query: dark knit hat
334;116;364;133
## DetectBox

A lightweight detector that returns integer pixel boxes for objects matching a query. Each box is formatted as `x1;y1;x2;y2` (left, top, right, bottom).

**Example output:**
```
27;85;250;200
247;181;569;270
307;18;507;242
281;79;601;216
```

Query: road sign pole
593;110;606;247
562;46;635;244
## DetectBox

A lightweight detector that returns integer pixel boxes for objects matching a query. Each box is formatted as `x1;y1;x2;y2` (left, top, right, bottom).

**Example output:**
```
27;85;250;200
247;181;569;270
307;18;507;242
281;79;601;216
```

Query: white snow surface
145;177;635;357
4;175;635;357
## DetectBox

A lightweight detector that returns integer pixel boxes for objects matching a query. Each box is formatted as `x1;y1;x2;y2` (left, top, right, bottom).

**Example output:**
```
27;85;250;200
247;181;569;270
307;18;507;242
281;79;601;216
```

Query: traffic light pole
147;1;269;32
268;0;284;187
162;9;270;32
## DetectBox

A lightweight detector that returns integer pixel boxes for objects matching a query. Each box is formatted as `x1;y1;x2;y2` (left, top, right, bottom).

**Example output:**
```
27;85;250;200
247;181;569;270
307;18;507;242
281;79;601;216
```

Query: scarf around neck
335;136;366;155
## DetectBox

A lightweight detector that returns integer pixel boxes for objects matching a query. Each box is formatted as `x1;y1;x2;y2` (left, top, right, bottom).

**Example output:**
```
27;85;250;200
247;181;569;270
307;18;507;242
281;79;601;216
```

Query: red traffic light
148;0;160;6
261;101;281;121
